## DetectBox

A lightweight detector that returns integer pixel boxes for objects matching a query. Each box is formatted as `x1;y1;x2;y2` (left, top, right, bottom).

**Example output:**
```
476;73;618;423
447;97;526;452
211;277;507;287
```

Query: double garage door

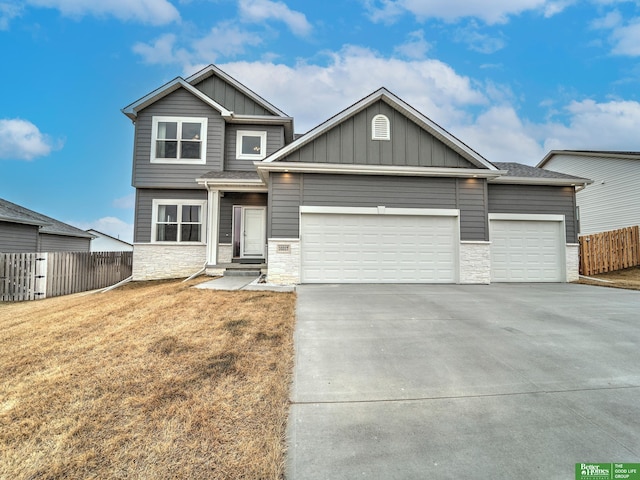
300;208;458;283
299;209;566;284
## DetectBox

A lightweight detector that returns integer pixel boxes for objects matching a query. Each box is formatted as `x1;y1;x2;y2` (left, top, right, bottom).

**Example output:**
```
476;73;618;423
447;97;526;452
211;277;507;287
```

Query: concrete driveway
287;284;640;480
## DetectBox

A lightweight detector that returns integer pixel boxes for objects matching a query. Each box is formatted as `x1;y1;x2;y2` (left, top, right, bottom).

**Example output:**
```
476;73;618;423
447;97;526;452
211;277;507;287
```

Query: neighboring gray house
86;229;133;252
0;198;94;253
538;151;640;235
123;64;590;284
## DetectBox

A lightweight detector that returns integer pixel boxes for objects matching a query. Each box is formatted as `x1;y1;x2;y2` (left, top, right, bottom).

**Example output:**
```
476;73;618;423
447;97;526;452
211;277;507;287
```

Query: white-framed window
372;114;390;140
151;116;208;164
152;199;207;243
236;130;267;160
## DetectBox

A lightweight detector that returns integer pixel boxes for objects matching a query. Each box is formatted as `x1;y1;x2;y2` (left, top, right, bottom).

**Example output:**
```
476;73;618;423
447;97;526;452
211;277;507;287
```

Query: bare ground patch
0;278;296;479
578;266;640;291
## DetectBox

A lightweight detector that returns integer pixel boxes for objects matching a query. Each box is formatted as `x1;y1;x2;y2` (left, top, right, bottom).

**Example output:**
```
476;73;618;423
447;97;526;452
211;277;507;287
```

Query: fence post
35;252;48;300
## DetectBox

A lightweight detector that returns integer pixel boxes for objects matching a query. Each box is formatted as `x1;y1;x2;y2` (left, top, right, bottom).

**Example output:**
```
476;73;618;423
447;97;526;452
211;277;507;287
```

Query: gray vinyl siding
542;155;640;235
269;173;302;238
219;193;267;243
225;125;285;171
134;188;207;243
133;88;224;188
268;173;488;240
0;221;39;252
193;75;273;115
488;184;578;242
281;101;475;168
40;234;91;252
458;179;489;241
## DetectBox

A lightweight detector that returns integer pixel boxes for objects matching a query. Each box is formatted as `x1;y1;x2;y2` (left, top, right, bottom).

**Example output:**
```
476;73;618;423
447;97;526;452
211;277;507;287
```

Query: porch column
207;189;220;265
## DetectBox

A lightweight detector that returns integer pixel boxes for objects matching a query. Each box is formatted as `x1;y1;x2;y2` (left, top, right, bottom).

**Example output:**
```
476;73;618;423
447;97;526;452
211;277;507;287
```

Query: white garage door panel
490;220;563;282
301;213;457;283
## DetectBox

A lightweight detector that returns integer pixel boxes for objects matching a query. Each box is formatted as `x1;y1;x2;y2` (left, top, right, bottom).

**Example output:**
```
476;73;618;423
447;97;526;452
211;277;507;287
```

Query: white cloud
192;22;263;58
0;2;22;30
133;24;262;71
113;193;136;209
72;217;134;243
394;30;431;59
219;46;487;132
541;99;640;151
365;0;555;25
0;119;60;161
238;0;312;36
454;22;506;53
26;0;179;25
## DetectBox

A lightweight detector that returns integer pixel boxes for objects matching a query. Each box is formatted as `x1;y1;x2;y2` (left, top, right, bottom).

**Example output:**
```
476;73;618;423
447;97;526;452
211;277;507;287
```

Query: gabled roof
537;150;640;168
122;77;232;121
490;162;592;186
262;87;498;171
186;64;289;118
0;198;94;238
86;229;132;246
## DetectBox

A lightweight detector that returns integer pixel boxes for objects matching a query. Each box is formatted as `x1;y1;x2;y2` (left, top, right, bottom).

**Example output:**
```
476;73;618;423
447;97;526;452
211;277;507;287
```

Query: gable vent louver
372;114;390;140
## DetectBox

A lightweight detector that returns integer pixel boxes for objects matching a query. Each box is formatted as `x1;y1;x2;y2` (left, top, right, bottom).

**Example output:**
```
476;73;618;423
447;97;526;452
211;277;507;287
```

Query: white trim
460;240;491;245
240;206;266;257
207;190;220;264
489;176;590;186
300;206;460;217
151;199;207;244
256;161;505;182
236;130;267;160
185;64;289;117
488;213;564;222
150;116;208;164
122;78;231;121
261;88;496;170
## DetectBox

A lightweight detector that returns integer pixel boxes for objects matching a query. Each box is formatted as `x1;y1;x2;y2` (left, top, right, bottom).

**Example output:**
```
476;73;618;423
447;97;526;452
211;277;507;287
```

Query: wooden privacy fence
579;225;640;276
0;251;133;302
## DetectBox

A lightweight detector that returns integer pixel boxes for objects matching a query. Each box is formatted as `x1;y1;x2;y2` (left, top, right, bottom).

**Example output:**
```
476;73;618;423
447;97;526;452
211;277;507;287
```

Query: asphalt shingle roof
0;198;93;238
198;171;261;180
493;162;591;182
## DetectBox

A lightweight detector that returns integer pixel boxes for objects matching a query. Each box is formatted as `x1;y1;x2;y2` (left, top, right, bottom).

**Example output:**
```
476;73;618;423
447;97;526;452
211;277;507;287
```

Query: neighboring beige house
538;151;640;235
86;229;133;252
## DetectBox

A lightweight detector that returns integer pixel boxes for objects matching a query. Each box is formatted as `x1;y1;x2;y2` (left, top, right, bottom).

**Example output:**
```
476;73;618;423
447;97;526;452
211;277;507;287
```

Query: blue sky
2;0;640;242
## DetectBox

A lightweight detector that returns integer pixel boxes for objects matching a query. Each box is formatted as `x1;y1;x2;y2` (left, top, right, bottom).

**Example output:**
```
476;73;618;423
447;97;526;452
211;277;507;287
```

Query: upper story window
151;116;208;164
372;114;390;141
236;130;267;160
152;199;206;243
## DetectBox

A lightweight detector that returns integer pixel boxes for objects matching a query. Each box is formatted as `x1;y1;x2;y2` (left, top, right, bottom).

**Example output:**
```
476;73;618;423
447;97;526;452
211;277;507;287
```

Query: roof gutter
255;162;506;183
489;176;593;187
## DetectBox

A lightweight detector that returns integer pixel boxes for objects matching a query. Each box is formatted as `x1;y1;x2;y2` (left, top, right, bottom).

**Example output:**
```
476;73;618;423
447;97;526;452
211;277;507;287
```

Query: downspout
183;261;207;282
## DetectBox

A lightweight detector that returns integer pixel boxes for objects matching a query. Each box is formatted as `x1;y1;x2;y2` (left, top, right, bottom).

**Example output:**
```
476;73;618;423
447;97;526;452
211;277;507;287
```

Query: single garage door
300;208;458;283
489;215;565;282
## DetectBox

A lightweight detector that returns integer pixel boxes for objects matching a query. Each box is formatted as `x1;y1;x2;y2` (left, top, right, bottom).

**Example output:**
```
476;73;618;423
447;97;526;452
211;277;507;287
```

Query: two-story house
123;64;590;285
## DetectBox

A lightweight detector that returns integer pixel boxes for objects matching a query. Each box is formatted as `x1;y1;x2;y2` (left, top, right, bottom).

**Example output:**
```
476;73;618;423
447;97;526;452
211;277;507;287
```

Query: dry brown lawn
578;265;640;291
0;278;296;479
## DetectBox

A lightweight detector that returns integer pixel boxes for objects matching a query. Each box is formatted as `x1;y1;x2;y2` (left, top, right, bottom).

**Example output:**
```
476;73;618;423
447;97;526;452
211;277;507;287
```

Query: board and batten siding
280;101;475;168
0;221;39;252
193;75;274;116
219;193;267;243
488;184;578;242
225;124;285;171
132;88;224;189
134;188;207;243
268;172;488;240
543;155;640;235
40;234;91;252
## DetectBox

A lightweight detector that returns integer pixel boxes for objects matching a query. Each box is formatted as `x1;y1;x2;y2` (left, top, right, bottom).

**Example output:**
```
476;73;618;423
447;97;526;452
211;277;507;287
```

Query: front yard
0;279;296;479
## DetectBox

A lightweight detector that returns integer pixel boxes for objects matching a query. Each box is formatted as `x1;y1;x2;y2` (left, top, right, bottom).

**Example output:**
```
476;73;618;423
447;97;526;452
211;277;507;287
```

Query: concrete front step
223;269;261;277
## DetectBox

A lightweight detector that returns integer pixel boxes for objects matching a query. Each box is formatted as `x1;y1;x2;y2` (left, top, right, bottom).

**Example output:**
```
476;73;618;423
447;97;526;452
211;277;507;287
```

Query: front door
241;207;266;257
